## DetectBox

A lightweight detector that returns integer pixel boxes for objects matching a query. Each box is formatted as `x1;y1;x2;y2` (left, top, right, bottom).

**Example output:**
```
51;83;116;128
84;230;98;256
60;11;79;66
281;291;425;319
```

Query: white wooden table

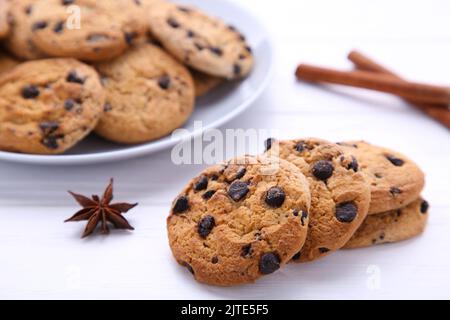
1;0;449;299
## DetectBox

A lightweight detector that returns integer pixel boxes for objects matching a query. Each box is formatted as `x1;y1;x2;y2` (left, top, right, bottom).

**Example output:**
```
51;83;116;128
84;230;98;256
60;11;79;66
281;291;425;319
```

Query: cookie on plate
0;51;19;75
344;198;429;249
0;0;11;38
26;0;147;61
167;155;311;286
338;141;425;214
191;68;224;97
266;138;371;262
4;0;48;60
94;43;195;144
148;2;254;79
0;58;105;154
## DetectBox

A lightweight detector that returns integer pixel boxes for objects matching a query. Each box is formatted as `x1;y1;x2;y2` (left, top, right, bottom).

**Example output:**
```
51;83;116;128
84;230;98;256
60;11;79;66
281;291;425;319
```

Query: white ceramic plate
0;0;273;165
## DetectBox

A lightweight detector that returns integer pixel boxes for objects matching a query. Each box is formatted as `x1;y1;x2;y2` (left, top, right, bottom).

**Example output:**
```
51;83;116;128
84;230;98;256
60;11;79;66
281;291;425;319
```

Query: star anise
65;179;138;238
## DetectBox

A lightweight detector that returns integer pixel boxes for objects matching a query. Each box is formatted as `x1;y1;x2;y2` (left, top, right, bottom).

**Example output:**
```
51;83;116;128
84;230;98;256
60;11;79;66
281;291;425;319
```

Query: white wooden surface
1;0;450;299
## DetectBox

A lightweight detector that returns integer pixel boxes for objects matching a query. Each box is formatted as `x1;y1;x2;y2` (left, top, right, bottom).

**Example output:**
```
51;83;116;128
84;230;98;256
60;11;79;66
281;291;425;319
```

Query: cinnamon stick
348;50;450;129
295;64;450;105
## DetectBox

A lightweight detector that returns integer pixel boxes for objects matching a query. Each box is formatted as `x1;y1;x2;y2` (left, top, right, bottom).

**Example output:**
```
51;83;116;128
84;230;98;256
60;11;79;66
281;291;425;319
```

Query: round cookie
4;0;48;60
27;0;148;62
338;141;425;214
344;198;429;249
148;2;254;79
266;138;371;262
0;0;10;38
191;68;224;97
0;51;19;75
0;58;105;154
94;43;195;144
167;155;311;286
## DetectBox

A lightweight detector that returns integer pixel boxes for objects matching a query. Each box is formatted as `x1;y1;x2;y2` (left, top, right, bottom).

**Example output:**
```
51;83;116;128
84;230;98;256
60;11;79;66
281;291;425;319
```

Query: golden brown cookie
0;51;19;75
344;197;429;249
25;0;147;61
191;68;224;97
266;138;371;262
0;0;11;38
94;43;195;144
148;2;254;79
167;155;311;286
0;58;105;154
4;0;48;60
338;141;425;214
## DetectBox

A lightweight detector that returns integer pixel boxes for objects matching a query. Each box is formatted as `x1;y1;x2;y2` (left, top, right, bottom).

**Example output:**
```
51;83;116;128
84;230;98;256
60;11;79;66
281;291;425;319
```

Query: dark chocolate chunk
158;75;171;90
64;99;75;111
259;252;280;275
211;256;219;264
198;215;215;238
124;32;137;44
264;138;275;151
319;247;330;254
347;156;359;172
39;121;59;135
241;244;253;258
172;195;189;214
194;175;208;191
292;252;301;260
209;46;223;56
386;155;405;166
53;21;64;33
228;181;249;202
420;200;429;214
301;211;308;226
62;0;75;5
312;160;334;181
202;190;216;200
32;21;47;31
66;71;85;84
335;202;358;223
265;187;286;208
21;85;40;99
167;18;180;28
295;141;306;152
390;187;402;196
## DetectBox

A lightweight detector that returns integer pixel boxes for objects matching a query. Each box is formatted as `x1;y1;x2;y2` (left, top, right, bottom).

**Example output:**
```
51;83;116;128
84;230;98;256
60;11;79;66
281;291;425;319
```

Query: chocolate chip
265;187;286;208
21;85;40;99
375;173;383;179
167;18;180;28
62;0;75;5
183;262;194;275
335;202;357;223
386;155;405;166
301;211;308;226
293;209;299;216
32;21;47;31
292;252;301;260
24;5;32;15
124;32;137;44
202;190;216;200
187;30;195;37
259;252;280;275
241;244;253;258
158;75;171;90
194;175;208;191
390;187;402;196
210;174;219;181
295;142;306;152
53;21;64;33
209;47;223;56
66;71;85;84
319;247;330;254
228;181;249;202
265;138;275;151
194;43;204;50
379;233;385;240
420;200;429;214
233;64;241;76
172;195;189;214
235;167;246;180
103;103;112;112
211;256;219;264
245;46;252;54
64;99;75;111
39;121;59;135
347;156;359;172
312;160;334;181
41;135;63;150
198;215;215;238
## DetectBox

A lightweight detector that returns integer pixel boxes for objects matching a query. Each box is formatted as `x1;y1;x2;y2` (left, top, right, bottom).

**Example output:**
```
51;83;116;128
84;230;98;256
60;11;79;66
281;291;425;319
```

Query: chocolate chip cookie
191;68;224;97
94;43;195;144
266;138;371;262
167;155;311;286
344;197;429;249
26;0;147;61
148;2;254;79
0;0;10;38
4;0;48;60
338;141;425;214
0;58;105;154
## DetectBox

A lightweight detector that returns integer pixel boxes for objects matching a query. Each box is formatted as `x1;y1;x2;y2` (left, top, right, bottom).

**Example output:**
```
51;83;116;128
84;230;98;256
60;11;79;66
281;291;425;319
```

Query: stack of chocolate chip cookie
0;0;254;154
167;138;428;286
